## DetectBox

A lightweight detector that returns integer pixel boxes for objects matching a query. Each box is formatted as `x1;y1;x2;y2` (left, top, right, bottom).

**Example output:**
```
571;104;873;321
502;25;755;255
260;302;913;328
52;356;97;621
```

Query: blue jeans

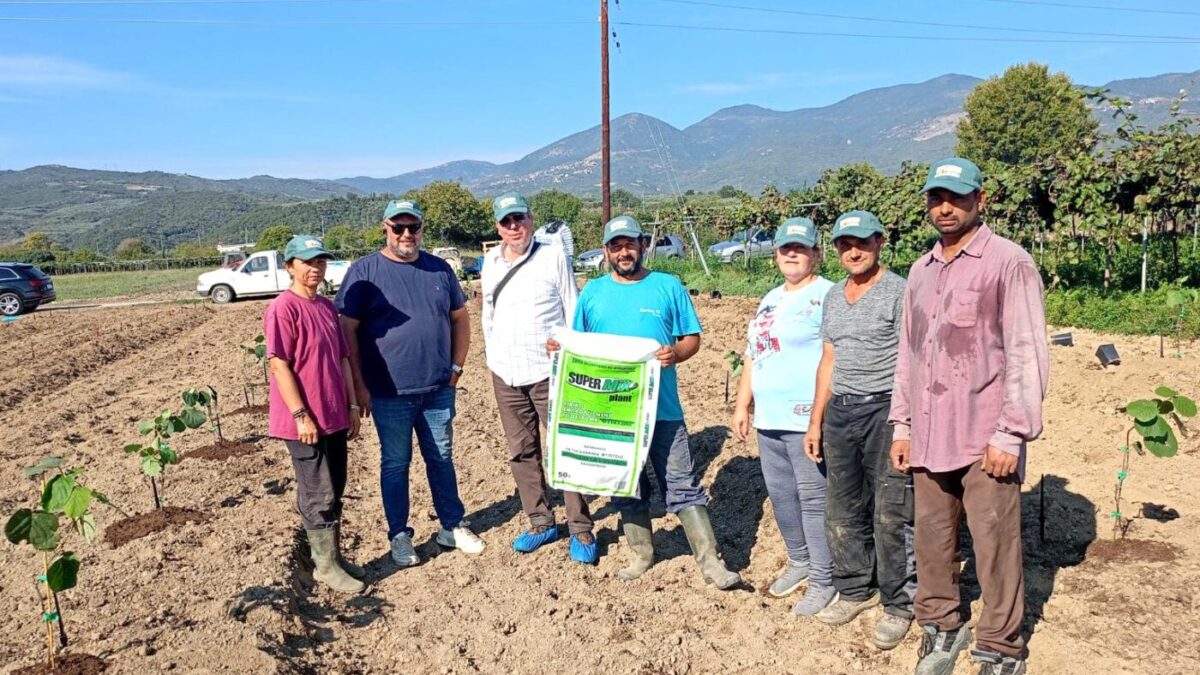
613;419;708;515
757;429;833;587
372;386;466;539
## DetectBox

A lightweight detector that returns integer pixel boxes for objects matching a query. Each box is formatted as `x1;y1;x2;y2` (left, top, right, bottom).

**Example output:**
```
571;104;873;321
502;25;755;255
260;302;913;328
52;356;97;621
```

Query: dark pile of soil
104;507;212;548
225;405;269;417
12;654;107;674
189;438;262;461
1087;538;1181;564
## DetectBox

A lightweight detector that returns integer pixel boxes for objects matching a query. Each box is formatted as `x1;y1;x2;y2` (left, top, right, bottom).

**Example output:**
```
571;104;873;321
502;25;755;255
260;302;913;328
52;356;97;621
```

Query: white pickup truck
196;249;351;304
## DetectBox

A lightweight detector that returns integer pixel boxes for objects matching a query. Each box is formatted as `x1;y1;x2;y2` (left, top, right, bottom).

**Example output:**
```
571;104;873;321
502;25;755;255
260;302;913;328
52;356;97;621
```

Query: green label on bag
547;348;658;497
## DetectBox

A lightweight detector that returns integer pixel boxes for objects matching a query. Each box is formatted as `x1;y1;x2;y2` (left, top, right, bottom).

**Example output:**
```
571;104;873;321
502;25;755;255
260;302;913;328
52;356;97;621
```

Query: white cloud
0;53;318;105
675;73;788;96
0;54;137;89
673;70;887;96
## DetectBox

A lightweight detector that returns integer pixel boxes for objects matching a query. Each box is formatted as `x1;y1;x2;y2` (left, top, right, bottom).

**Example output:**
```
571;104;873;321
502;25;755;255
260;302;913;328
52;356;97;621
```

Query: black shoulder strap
491;241;540;307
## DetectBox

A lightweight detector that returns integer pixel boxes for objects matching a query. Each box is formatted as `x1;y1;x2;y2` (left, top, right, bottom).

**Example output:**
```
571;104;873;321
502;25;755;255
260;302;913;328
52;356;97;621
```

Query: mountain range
339;69;1200;196
2;68;1197;251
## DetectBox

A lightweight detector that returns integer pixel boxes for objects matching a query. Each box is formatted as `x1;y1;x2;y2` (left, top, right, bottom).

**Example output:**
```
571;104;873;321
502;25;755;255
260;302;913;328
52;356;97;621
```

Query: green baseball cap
492;192;531;221
602;215;645;244
283;234;333;262
922;157;983;195
774;217;818;248
831;210;885;241
383;199;424;222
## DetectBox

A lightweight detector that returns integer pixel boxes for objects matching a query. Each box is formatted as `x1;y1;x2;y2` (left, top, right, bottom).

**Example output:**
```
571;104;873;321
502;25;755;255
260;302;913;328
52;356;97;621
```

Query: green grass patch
1044;288;1200;339
52;268;201;302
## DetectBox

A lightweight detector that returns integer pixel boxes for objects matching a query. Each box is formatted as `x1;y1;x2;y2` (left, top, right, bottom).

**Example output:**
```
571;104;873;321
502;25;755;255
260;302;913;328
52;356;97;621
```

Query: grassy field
51;268;200;302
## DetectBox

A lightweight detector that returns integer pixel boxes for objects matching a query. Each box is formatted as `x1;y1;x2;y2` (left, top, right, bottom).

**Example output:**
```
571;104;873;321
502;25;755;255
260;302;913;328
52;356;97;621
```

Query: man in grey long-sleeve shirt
805;210;915;651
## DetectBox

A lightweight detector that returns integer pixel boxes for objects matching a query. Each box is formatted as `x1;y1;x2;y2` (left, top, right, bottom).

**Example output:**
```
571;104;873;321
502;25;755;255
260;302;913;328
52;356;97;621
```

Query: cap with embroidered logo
774;217;818;248
831;210;885;242
283;234;333;262
383;199;424;222
492;192;531;221
921;157;983;195
602;215;645;244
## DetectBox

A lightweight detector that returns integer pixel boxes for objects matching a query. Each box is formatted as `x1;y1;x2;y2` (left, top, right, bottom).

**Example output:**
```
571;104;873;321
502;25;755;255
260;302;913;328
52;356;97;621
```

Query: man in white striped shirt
483;192;596;564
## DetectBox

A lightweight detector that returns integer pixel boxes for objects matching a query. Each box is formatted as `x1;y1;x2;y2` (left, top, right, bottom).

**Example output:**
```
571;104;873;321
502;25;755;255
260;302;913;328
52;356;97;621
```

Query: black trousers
285;430;349;530
822;397;915;617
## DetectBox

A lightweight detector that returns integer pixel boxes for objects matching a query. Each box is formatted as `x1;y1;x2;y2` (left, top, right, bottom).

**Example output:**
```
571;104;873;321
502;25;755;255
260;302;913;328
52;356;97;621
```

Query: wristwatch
450;363;464;375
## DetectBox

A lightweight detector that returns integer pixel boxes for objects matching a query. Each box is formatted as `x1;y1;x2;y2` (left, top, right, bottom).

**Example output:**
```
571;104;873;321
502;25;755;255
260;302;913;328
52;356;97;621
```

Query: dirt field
2;295;1198;674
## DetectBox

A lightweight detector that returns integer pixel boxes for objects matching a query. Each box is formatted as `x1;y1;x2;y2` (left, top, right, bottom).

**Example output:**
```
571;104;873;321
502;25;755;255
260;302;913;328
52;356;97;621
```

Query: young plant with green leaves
183;385;223;443
724;350;744;404
124;396;208;509
242;333;268;406
1112;386;1196;538
4;457;113;670
1165;288;1198;358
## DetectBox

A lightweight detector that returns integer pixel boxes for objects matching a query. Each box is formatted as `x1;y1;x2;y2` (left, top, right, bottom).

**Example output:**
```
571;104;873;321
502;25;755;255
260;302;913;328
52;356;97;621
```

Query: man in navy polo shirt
337;199;486;567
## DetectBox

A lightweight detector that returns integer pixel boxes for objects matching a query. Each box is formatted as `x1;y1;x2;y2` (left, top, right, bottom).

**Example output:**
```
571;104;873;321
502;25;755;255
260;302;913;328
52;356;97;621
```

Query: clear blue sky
1;0;1198;179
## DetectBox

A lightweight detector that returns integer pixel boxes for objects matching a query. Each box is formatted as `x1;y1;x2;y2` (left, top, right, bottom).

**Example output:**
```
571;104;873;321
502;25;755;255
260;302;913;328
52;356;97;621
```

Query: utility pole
600;0;611;223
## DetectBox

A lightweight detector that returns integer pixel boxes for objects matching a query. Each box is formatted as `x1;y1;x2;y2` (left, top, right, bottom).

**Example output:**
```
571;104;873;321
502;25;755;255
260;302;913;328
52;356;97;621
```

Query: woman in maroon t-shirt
264;235;363;594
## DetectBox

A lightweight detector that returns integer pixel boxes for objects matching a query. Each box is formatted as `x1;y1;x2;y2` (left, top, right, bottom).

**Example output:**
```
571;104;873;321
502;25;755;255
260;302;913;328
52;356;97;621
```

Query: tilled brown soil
2;295;1199;674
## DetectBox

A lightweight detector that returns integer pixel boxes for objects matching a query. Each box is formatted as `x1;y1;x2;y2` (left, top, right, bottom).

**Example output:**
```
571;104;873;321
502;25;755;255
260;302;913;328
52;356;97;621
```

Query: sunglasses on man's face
388;221;422;235
499;213;528;227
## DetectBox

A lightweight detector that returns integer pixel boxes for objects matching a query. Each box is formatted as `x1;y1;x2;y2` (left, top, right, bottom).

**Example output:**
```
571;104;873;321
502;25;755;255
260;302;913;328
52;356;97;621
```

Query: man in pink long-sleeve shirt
888;157;1048;675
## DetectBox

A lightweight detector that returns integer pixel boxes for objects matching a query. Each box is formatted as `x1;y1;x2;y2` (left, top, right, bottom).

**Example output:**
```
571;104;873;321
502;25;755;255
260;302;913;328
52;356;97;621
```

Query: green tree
403;181;490;244
528;189;583;226
323;225;364;252
21;232;56;263
114;238;157;260
611;188;642;212
717;185;747;200
255;225;295;252
956;62;1097;167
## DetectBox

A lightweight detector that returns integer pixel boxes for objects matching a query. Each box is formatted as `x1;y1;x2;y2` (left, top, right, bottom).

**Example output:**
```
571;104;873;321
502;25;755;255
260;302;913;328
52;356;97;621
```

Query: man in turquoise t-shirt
568;215;741;590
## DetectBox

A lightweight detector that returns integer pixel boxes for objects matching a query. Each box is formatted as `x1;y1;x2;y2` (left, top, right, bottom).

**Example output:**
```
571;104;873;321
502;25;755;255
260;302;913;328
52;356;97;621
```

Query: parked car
576;234;686;271
461;255;484;279
0;262;56;316
196;250;350;304
708;228;773;263
432;247;464;278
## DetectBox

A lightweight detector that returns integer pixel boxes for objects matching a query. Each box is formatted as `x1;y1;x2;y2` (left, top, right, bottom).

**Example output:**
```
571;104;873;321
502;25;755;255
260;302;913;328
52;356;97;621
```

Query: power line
972;0;1200;18
0;0;392;4
614;20;1200;44
0;15;591;25
645;0;1200;42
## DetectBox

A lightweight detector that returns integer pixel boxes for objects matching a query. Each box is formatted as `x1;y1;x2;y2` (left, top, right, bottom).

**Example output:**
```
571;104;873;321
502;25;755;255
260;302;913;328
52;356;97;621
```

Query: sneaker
766;560;809;598
791;584;837;616
914;624;972;675
871;613;912;651
390;532;419;567
971;649;1026;675
437;526;486;554
512;525;559;553
815;593;880;626
569;532;598;565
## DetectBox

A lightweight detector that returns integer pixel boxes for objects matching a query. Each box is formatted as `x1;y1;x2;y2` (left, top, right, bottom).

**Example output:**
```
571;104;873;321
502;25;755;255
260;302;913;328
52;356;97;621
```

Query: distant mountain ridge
338;69;1200;196
3;68;1196;251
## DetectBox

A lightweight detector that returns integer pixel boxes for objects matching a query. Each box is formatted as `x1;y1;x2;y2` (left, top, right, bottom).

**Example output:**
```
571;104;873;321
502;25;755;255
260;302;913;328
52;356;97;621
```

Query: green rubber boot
617;510;655;582
678;505;742;590
307;528;365;594
334;524;366;579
